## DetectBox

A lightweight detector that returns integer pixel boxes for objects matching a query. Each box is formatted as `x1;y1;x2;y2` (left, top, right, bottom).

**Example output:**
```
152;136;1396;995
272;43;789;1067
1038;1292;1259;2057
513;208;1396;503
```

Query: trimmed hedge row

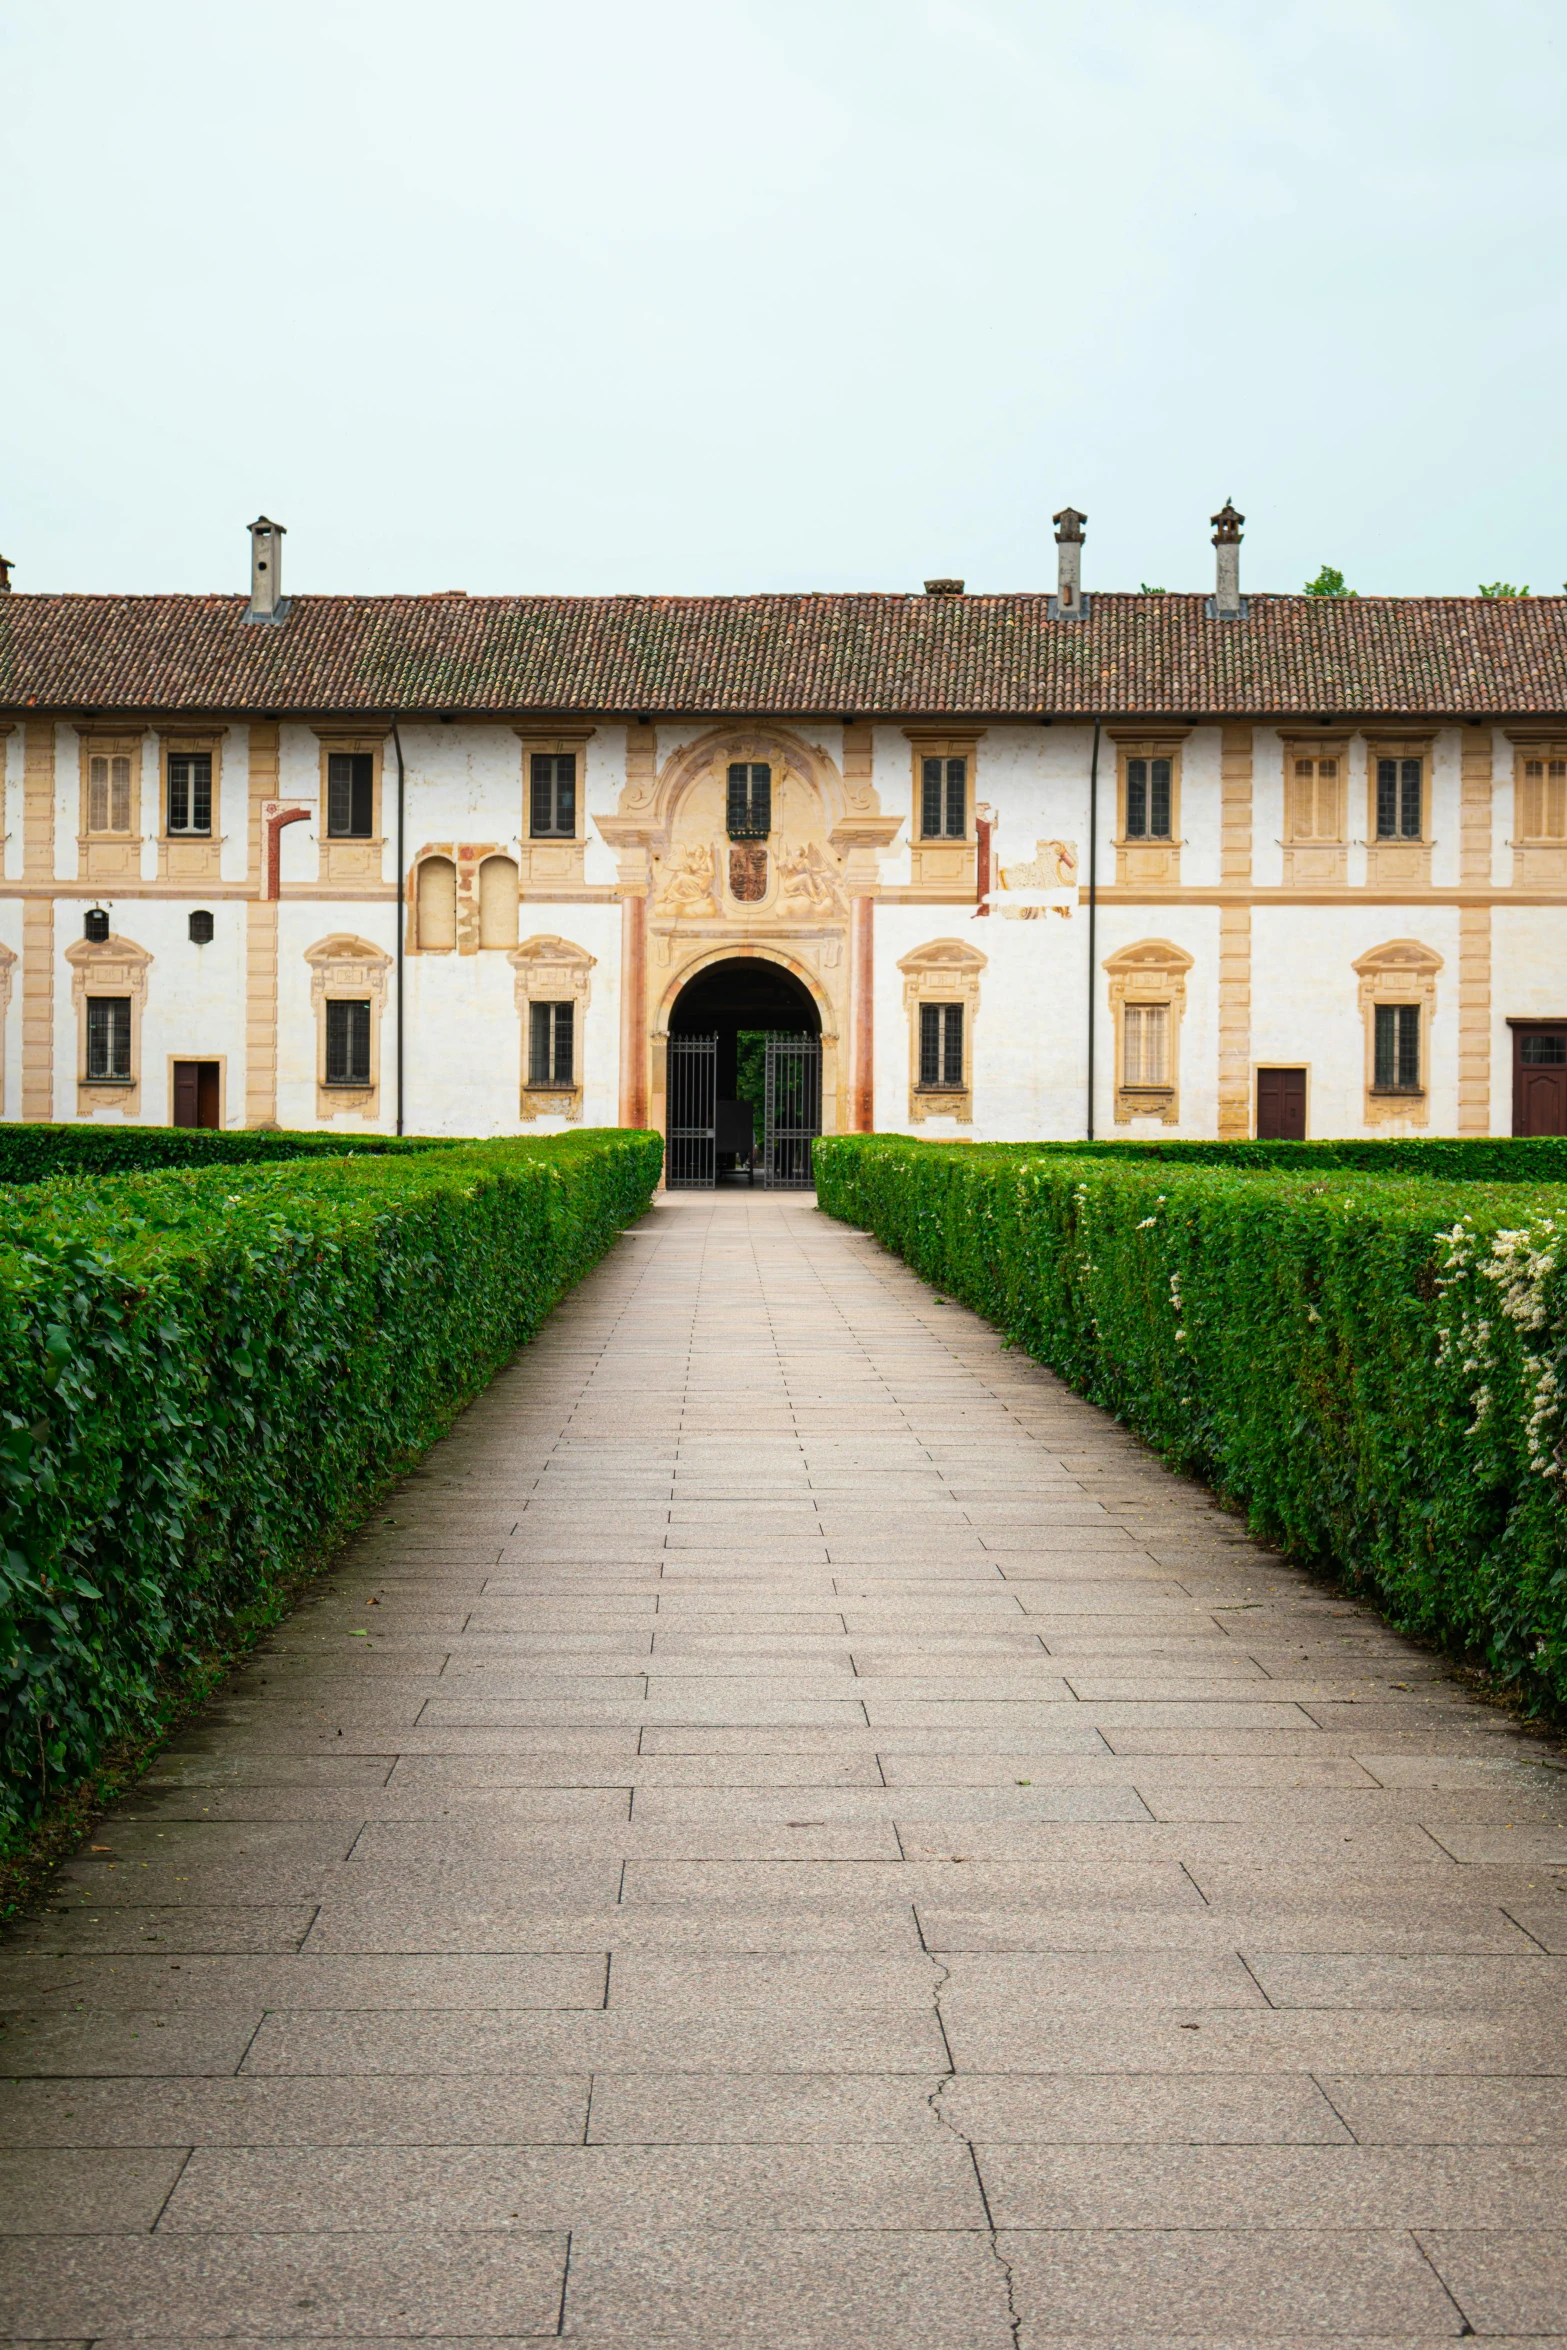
0;1121;445;1186
893;1136;1567;1181
0;1128;662;1843
815;1135;1567;1710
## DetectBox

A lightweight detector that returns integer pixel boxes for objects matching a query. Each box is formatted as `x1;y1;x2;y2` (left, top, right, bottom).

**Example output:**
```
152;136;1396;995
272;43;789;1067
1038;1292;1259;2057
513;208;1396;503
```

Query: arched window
478;854;520;949
417;855;457;952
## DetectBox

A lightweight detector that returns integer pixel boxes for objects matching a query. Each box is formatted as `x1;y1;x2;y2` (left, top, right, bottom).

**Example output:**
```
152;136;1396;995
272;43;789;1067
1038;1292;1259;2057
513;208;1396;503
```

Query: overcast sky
2;0;1562;600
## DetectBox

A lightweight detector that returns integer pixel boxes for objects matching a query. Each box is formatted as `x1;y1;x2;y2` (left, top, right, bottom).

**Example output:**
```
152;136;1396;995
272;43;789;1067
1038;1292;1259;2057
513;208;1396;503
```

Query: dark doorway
1256;1067;1307;1140
667;958;822;1189
172;1060;221;1129
1512;1023;1567;1135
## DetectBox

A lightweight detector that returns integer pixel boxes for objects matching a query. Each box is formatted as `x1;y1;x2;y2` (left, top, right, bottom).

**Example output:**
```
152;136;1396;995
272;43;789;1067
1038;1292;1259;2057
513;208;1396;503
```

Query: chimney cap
1052;507;1087;542
924;577;965;596
1211;501;1244;544
248;514;286;536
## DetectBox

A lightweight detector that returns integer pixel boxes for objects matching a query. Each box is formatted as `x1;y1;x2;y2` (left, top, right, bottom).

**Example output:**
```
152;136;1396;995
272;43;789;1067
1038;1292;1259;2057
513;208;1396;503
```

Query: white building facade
3;510;1566;1165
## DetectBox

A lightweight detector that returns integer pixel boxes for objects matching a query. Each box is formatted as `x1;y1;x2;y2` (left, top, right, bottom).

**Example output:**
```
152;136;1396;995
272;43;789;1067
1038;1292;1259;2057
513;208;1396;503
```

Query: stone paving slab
4;1188;1566;2344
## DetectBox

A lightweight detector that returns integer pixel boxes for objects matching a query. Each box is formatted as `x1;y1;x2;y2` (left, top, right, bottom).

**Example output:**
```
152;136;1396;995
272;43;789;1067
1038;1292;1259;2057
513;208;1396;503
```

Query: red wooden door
1257;1067;1307;1140
1513;1028;1567;1134
172;1061;221;1129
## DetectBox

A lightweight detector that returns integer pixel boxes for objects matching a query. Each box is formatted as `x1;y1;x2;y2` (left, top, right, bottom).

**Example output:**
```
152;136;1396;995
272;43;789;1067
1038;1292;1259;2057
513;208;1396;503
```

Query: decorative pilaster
1457;730;1493;1135
245;724;281;1128
1217;726;1253;1138
22;722;56;1121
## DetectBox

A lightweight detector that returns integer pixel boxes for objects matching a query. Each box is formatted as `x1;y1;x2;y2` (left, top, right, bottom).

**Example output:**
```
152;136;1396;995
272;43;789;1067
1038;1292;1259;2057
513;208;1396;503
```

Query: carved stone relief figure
776;839;846;918
656;841;718;919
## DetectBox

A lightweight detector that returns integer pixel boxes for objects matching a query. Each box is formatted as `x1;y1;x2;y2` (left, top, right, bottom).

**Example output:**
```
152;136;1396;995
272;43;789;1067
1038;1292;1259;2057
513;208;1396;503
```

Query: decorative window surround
312;731;387;887
77;729;146;885
1105;938;1193;1126
1363;737;1434;889
514;729;595;888
1354;938;1442;1128
1110;731;1187;887
1280;735;1350;887
65;930;152;1117
903;731;982;895
305;933;391;1121
509;934;595;1120
157;731;224;884
898;938;986;1123
1507;735;1567;885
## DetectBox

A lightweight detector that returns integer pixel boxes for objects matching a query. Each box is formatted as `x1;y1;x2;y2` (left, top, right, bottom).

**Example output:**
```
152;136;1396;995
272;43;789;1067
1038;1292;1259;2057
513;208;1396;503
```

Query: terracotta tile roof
1;589;1565;719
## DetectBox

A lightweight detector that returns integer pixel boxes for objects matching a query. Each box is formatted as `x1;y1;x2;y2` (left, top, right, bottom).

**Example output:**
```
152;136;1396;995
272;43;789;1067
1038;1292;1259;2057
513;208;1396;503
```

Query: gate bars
665;1033;821;1190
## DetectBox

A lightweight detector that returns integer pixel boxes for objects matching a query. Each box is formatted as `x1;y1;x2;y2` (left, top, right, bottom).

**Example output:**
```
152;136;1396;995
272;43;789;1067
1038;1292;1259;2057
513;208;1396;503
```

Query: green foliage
815;1135;1567;1711
734;1031;768;1112
1139;584;1166;595
0;1122;441;1187
0;1129;661;1845
1479;582;1530;598
856;1134;1567;1181
1304;565;1356;597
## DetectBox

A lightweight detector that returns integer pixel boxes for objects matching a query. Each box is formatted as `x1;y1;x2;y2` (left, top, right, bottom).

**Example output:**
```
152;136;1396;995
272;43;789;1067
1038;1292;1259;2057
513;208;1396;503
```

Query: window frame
919;756;968;842
85;995;133;1081
326;750;376;840
165;747;214;838
324;997;373;1087
530;752;579;840
726;762;773;841
1375;754;1425;842
1515;742;1567;843
1110;734;1186;886
529;998;576;1087
1372;1000;1423;1092
917;999;965;1089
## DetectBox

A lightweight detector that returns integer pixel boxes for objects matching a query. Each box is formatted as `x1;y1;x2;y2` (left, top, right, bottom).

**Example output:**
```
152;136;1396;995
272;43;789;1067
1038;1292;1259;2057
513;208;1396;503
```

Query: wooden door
1256;1066;1307;1140
172;1060;221;1129
1513;1027;1567;1134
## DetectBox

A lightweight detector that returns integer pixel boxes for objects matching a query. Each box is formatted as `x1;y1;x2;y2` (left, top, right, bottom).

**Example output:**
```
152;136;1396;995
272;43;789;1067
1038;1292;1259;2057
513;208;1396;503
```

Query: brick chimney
1210;501;1244;618
1052;508;1086;619
246;515;288;623
0;552;13;593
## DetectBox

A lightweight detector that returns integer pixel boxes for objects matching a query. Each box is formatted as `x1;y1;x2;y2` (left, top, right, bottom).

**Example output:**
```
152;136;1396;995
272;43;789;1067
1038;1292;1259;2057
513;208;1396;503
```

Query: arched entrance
666;954;822;1188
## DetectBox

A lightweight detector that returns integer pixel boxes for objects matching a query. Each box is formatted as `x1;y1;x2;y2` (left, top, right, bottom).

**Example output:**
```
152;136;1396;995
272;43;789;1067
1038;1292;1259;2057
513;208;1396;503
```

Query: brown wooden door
172;1061;221;1129
1513;1027;1567;1134
1257;1066;1307;1140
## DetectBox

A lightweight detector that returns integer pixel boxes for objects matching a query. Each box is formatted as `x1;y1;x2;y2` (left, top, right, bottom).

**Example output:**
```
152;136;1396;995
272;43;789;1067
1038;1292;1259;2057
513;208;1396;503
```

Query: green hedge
0;1121;445;1186
815;1135;1567;1710
0;1129;661;1844
888;1135;1567;1181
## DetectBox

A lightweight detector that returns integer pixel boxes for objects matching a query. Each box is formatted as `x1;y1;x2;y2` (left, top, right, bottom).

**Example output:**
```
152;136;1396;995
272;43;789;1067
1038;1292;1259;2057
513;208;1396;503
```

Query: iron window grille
326;753;375;839
325;998;372;1085
166;751;213;835
529;1000;575;1086
920;756;967;839
1125;757;1172;840
1374;1002;1422;1090
87;752;133;833
84;908;110;943
86;996;132;1080
189;909;215;945
530;753;577;839
918;1001;965;1088
727;763;772;840
1376;757;1423;840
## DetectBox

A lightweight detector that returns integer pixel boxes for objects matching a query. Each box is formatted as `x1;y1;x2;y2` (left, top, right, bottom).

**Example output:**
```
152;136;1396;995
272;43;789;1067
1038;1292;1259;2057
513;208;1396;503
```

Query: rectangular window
529;999;575;1085
1376;756;1423;840
1374;1002;1421;1090
88;752;133;833
726;763;772;840
325;998;372;1084
1521;1032;1567;1066
920;757;967;840
918;1001;964;1088
1521;757;1567;840
530;753;577;838
1125;757;1172;840
326;753;375;839
1291;755;1340;840
166;751;213;835
85;996;131;1079
1123;1003;1170;1087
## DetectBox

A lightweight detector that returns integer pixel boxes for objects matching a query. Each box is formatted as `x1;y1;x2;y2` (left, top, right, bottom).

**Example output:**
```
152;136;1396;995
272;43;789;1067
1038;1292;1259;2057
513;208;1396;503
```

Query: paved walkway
4;1191;1567;2346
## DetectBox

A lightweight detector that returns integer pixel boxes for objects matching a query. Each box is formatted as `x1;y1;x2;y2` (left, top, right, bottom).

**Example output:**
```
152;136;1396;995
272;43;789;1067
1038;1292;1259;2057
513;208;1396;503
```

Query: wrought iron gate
764;1034;821;1189
667;1034;717;1187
